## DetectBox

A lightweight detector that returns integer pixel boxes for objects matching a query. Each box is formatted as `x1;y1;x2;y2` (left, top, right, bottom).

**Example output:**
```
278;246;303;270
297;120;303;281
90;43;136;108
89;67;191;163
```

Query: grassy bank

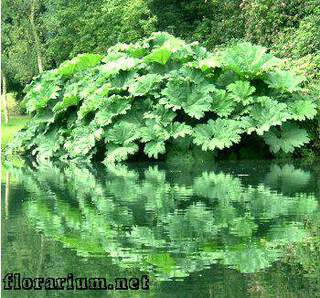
1;116;30;151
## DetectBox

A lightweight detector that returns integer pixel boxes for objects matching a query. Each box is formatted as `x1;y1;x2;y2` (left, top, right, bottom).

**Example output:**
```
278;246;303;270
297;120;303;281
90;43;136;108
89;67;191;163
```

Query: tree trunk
30;0;44;73
1;72;9;125
5;173;11;219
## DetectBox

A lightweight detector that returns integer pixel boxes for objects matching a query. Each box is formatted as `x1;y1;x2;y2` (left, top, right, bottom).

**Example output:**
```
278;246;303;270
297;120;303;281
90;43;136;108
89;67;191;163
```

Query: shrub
241;0;319;47
8;33;318;163
149;0;245;49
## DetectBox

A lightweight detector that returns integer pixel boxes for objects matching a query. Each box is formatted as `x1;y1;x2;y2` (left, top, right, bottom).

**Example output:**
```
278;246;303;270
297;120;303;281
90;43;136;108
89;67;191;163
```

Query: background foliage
2;0;320;93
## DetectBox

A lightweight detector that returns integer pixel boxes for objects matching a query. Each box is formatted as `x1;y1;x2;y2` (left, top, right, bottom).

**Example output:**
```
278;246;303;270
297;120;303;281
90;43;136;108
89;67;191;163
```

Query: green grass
1;115;30;151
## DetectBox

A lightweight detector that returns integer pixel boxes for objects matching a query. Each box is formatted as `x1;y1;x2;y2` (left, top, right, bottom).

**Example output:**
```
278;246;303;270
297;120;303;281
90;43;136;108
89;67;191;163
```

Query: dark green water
2;159;320;297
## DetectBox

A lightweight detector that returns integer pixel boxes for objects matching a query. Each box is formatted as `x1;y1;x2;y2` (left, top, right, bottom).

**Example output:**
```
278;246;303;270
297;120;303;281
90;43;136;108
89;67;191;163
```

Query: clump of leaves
8;32;318;163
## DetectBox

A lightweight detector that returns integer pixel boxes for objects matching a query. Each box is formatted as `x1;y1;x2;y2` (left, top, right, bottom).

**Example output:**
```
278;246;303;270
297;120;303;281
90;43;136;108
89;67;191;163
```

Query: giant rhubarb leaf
263;122;310;153
193;119;246;151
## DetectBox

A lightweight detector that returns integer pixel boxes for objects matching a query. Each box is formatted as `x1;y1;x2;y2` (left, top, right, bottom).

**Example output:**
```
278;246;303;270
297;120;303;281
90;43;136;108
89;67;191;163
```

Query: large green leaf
220;43;280;78
287;98;318;121
64;124;100;159
140;119;170;143
53;94;79;113
143;104;176;126
210;89;236;117
264;71;304;93
128;74;162;96
144;141;166;158
263;122;310;153
227;80;256;105
23;70;61;113
57;53;102;78
77;83;110;120
105;121;141;145
144;47;171;65
31;129;64;161
160;75;214;119
193;119;246;151
99;55;141;77
94;95;132;127
245;97;290;135
144;34;187;65
103;143;139;164
168;122;193;139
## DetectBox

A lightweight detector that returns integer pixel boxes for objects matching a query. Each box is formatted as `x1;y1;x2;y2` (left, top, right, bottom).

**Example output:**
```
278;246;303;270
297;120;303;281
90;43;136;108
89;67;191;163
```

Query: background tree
41;0;157;66
2;0;46;95
1;0;320;99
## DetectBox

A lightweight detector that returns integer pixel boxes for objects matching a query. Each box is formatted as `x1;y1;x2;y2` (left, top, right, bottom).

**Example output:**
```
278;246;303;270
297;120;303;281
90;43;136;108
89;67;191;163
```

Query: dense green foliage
3;1;319;94
2;0;43;89
2;0;157;92
8;33;317;163
7;160;319;279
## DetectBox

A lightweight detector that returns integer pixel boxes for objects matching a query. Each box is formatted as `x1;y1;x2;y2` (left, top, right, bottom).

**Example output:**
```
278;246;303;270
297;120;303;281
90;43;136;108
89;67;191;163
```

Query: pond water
2;159;320;297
